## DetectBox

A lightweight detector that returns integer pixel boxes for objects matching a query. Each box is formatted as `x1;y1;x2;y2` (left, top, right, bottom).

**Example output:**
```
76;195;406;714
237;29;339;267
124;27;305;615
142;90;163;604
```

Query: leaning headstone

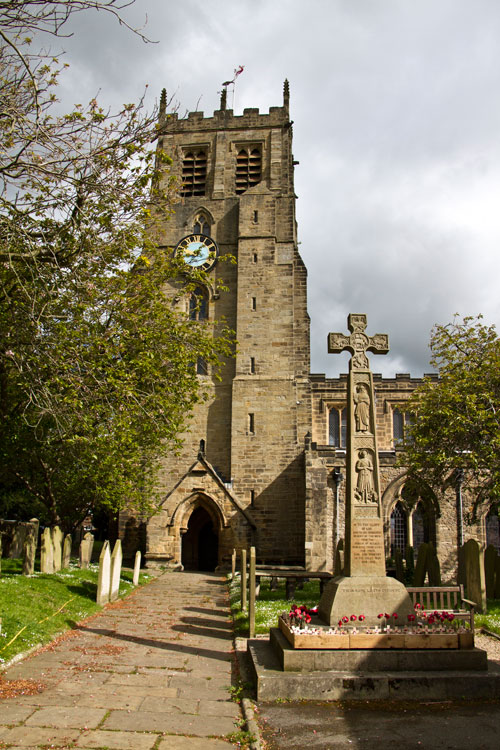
318;314;413;625
11;523;28;557
394;547;405;582
484;544;497;599
405;543;415;583
462;538;487;614
40;527;54;573
79;532;94;569
22;524;37;575
62;534;72;568
494;555;500;599
96;541;111;605
51;526;63;572
427;543;441;586
110;539;123;602
413;542;429;586
133;550;141;585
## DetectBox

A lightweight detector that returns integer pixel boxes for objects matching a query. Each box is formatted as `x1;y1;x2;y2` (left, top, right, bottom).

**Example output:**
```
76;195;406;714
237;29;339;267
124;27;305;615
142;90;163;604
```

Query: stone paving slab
158;738;237;749
0;572;242;748
0;725;81;747
102;708;237;736
75;728;158;749
24;706;107;729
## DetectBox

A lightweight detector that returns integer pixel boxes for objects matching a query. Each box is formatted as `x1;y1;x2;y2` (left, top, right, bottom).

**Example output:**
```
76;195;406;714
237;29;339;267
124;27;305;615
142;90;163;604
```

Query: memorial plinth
318;314;413;626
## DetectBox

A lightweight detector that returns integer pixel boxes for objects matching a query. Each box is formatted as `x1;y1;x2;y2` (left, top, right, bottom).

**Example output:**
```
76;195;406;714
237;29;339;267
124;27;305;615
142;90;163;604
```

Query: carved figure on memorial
352;352;369;369
354;384;370;432
355;450;376;504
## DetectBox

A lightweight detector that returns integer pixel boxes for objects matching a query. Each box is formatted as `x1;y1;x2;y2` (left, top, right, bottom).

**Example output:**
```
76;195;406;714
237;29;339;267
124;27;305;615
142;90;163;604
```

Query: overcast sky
53;0;500;377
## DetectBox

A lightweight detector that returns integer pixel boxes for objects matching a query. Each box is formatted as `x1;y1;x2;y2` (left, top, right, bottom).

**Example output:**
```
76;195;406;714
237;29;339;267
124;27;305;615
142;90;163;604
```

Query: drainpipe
455;468;464;548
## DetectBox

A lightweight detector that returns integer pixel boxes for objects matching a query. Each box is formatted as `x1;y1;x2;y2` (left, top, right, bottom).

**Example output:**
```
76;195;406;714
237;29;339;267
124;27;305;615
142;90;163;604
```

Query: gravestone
413;542;429;585
405;543;415;583
462;538;487;613
51;526;63;572
22;523;37;575
79;532;94;569
427;543;441;586
62;534;72;568
40;527;54;573
0;532;3;574
319;315;413;625
133;550;141;585
96;541;111;605
394;547;405;582
484;544;497;599
495;554;500;599
110;539;123;602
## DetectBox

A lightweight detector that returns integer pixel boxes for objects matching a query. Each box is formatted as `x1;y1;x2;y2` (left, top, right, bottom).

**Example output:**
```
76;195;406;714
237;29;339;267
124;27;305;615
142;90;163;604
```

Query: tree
401;315;500;505
0;2;233;530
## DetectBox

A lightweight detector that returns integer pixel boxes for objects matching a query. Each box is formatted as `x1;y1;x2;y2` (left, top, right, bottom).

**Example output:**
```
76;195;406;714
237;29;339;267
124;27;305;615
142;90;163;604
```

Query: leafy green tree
0;1;233;530
401;315;500;504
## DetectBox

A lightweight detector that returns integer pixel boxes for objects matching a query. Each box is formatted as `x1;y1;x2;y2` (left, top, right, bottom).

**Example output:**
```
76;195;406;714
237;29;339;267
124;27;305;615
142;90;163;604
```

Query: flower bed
279;603;474;650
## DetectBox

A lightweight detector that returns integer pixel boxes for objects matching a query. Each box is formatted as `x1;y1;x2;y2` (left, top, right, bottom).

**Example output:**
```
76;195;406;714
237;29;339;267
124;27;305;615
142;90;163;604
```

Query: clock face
174;234;219;271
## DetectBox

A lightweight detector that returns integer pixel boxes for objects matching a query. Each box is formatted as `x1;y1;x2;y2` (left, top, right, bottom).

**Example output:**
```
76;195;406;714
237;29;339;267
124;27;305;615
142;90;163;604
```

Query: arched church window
486;504;500;553
393;407;412;447
390;501;407;555
235;147;261;194
181;150;207;197
328;407;347;448
193;213;210;236
189;288;209;375
189;287;208;321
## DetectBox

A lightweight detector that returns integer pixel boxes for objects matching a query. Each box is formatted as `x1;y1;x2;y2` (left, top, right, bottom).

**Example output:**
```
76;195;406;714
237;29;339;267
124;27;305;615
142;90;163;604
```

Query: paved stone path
0;571;242;749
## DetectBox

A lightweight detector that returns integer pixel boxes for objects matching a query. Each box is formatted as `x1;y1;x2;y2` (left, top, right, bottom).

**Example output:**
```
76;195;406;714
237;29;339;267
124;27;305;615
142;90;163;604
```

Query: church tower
138;82;311;569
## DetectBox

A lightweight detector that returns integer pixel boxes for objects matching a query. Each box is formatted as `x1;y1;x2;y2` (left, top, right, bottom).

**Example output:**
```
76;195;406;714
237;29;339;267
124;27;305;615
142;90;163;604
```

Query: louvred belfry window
181;150;207;196
235;147;261;194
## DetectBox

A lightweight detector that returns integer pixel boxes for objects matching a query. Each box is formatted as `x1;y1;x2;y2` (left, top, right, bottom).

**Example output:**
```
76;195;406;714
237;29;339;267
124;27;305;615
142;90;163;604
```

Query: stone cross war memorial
318;313;414;626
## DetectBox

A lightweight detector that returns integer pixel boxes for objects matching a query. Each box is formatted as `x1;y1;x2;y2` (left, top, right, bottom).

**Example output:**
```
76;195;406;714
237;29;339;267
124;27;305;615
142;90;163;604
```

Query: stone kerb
40;527;54;574
132;550;141;585
62;534;72;568
96;541;111;605
462;538;487;613
110;539;123;602
51;526;63;572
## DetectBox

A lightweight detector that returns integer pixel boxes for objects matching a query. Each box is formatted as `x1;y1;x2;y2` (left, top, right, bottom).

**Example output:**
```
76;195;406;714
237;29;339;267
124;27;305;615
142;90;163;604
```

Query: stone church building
119;82;500;580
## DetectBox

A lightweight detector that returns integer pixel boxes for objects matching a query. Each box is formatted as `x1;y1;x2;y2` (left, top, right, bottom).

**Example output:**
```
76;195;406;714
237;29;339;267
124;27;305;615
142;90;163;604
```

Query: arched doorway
182;506;219;571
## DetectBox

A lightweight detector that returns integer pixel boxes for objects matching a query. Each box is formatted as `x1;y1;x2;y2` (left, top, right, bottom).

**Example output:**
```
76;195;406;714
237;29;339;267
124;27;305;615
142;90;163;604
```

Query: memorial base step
247;634;500;702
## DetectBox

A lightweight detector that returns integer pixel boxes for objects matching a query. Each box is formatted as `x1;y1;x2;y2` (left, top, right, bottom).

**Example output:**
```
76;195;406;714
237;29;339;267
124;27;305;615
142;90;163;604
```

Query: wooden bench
406;585;476;633
254;568;332;599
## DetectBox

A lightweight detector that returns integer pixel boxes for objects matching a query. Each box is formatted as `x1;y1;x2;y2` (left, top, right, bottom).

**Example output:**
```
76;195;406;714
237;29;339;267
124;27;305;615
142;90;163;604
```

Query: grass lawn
476;599;500;636
229;574;500;637
0;558;151;665
229;574;321;636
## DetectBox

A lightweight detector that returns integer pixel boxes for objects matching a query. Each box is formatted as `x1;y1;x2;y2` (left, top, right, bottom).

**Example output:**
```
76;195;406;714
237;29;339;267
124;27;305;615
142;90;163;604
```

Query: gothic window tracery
390;501;407;554
181;150;207;196
189;287;209;375
193;212;211;236
235;146;261;194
